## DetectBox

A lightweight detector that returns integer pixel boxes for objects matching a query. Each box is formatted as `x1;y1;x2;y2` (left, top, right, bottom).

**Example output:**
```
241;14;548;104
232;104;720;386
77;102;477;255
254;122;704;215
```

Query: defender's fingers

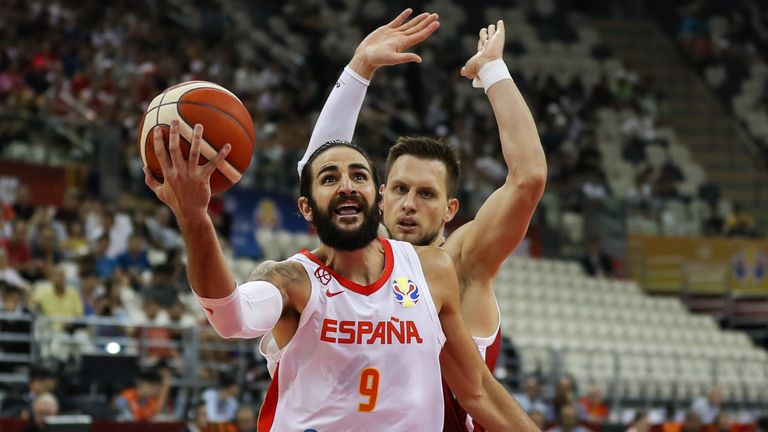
399;12;430;32
479;27;488;42
404;13;438;36
404;21;440;47
201;144;232;178
488;24;496;39
387;8;413;28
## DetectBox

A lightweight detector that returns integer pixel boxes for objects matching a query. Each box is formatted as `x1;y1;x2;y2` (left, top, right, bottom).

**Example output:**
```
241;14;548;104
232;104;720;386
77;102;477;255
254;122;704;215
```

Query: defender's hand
350;8;440;78
461;20;506;80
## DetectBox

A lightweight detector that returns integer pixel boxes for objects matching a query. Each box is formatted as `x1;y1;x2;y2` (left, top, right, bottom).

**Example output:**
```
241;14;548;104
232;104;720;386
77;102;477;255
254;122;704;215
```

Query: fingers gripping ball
138;81;256;195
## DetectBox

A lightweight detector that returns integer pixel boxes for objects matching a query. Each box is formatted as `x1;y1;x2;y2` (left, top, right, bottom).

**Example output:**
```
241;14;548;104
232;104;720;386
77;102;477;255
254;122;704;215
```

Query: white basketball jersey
258;238;446;432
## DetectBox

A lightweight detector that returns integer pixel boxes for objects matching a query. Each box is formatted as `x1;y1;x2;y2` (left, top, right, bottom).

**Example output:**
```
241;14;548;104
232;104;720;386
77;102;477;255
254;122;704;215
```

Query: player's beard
309;194;381;251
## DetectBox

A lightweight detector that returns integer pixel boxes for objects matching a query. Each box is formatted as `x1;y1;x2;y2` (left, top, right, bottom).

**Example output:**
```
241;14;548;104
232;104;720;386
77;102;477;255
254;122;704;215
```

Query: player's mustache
330;194;368;210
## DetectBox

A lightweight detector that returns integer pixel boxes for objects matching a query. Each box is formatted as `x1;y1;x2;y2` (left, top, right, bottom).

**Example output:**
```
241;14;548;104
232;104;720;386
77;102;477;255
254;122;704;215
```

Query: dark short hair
385;136;460;198
299;140;380;199
137;369;162;385
30;366;55;382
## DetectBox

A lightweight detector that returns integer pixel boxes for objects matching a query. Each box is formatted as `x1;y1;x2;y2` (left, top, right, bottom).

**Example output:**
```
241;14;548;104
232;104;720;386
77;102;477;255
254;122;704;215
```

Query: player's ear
297;197;313;222
443;197;459;223
379;183;386;195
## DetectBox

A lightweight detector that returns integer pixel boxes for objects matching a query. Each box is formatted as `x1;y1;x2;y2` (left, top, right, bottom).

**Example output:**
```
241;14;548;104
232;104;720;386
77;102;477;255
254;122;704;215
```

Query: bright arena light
106;342;121;355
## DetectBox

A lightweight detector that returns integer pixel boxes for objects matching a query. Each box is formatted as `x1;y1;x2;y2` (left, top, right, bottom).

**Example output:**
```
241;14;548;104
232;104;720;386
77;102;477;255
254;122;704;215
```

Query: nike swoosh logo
325;289;344;298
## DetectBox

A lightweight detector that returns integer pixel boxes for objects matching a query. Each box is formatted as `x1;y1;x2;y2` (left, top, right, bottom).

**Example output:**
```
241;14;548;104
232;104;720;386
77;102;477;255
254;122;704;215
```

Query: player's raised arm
297;9;440;176
452;20;547;280
418;247;539;432
145;120;293;339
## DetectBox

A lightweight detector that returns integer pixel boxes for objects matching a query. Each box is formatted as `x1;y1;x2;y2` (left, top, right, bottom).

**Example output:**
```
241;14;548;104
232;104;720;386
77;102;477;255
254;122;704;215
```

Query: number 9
358;368;380;412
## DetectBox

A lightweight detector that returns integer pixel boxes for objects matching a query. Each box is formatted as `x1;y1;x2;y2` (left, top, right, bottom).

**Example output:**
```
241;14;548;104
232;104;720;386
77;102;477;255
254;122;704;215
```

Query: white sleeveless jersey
258;238;446;432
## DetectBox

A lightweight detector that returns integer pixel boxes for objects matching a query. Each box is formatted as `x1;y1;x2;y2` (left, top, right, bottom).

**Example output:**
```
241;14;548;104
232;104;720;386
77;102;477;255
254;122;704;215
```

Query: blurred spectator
725;203;755;237
553;377;577;418
580;242;614;277
547;404;591;432
529;409;546;431
20;393;58;432
0;247;30;290
578;385;609;423
710;412;731;432
62;219;89;259
147;206;182;250
626;411;650;432
682;410;704;432
756;416;768;432
515;376;553;420
27;224;63;281
202;373;240;423
233;406;257;432
0;366;57;419
117;233;150;289
114;368;171;422
0;282;33;370
178;402;209;432
4;219;33;268
117;232;151;274
11;186;34;220
691;386;723;424
93;234;118;278
31;266;83;319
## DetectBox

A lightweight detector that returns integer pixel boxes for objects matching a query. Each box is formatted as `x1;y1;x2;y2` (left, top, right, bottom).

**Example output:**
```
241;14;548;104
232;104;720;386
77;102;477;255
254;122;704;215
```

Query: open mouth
334;200;362;216
397;217;417;232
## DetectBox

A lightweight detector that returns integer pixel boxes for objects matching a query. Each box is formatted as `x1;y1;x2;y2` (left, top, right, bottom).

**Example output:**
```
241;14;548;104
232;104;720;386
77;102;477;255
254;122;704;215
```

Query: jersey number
358;368;380;412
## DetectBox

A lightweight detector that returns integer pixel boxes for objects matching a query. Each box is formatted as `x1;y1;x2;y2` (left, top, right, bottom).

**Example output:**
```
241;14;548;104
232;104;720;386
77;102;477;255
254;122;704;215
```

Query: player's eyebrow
316;164;340;178
348;163;371;174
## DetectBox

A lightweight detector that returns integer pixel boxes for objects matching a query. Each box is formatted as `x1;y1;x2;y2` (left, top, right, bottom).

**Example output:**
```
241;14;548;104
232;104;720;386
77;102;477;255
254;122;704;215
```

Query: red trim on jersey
442;330;502;432
258;364;280;431
300;237;394;296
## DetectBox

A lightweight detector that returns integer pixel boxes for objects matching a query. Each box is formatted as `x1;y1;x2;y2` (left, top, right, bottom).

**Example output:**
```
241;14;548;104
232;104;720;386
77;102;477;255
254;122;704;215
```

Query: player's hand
350;8;440;79
461;20;506;80
144;119;231;224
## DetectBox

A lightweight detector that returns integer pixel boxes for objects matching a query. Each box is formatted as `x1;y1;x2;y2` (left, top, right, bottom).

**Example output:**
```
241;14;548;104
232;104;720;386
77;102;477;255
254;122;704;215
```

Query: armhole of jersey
472;299;501;348
400;242;447;348
258;253;321;374
286;254;320;329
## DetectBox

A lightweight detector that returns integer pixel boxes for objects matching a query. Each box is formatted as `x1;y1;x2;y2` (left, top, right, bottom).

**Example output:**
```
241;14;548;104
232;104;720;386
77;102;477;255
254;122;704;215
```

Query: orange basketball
137;81;255;195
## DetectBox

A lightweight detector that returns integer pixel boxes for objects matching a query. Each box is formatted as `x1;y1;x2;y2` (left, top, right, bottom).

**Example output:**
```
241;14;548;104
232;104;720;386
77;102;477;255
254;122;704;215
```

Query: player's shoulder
414;245;454;272
248;259;307;286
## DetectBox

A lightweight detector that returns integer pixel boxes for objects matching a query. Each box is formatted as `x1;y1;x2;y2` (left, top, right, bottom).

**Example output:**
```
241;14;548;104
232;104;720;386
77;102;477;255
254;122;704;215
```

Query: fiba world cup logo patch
392;277;419;307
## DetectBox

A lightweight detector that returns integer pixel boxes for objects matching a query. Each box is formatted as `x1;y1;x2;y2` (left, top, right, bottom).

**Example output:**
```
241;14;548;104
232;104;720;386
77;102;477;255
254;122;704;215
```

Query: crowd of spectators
0;0;767;428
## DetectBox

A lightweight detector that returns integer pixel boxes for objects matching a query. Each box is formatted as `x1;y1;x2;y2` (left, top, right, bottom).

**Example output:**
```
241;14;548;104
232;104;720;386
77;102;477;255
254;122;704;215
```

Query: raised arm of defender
449;21;547;280
419;247;539;432
297;8;439;175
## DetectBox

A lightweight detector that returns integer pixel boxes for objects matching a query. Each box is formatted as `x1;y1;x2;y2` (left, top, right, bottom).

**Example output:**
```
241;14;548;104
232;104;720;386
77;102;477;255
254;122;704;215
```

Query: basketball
137;81;255;195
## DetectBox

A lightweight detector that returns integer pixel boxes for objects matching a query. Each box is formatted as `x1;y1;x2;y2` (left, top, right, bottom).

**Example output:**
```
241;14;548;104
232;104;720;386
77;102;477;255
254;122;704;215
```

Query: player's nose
402;190;417;212
338;174;358;195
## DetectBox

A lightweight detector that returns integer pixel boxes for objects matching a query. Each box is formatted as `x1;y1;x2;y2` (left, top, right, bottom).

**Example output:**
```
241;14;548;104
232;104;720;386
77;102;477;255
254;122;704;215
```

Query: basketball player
302;15;546;432
144;121;538;431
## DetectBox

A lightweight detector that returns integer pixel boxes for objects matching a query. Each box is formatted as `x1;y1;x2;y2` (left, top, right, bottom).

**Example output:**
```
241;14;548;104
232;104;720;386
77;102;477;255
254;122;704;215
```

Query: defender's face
381;155;454;246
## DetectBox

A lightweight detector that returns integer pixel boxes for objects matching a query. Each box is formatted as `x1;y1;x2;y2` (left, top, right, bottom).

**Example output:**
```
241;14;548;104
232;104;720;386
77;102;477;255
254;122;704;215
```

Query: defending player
302;14;547;432
145;119;538;432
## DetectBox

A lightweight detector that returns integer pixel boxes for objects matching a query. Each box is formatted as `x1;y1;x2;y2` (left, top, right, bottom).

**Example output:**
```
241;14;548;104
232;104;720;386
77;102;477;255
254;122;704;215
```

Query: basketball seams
174;100;254;148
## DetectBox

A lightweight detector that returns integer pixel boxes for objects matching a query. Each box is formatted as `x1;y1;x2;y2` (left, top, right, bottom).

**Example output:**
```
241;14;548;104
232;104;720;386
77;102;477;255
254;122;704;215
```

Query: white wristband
471;59;512;92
